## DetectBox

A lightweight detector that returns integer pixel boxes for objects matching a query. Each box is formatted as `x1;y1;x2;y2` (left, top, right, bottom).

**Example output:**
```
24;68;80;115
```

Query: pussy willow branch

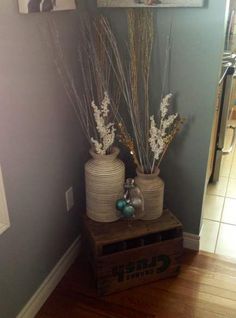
99;12;155;172
127;9;154;172
161;22;173;100
49;19;92;142
141;10;153;156
98;16;145;168
48;16;120;152
128;9;154;166
127;10;147;169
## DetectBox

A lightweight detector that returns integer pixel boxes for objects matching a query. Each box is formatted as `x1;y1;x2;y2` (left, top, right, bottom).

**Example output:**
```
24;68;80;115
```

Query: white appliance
211;53;236;182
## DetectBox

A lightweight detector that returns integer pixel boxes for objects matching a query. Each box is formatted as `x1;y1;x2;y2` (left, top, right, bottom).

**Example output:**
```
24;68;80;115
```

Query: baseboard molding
17;235;81;318
183;232;200;251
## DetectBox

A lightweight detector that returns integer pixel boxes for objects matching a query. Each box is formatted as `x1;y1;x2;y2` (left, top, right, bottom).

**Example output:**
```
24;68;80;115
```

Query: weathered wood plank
82;209;183;295
82;209;182;247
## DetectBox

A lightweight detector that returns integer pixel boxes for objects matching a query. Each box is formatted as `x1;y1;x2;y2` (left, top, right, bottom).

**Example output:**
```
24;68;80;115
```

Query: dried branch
49;16;120;153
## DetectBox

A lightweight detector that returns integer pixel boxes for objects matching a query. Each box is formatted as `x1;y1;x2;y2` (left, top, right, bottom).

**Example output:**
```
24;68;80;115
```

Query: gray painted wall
0;0;228;317
0;1;88;317
99;0;227;234
152;0;228;234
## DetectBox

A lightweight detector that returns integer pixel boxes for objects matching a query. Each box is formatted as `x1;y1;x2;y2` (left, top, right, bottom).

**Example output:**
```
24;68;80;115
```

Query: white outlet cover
65;187;74;212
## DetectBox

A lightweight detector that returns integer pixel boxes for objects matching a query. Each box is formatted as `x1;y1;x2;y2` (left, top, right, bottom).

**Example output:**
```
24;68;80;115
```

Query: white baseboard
17;236;81;318
183;232;200;251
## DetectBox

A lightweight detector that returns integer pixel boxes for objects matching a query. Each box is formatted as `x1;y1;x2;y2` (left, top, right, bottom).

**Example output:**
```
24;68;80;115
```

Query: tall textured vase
85;147;125;222
134;168;164;220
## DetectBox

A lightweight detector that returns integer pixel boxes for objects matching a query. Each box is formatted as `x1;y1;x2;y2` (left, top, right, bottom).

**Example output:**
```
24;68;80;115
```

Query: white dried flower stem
91;92;116;155
149;93;178;173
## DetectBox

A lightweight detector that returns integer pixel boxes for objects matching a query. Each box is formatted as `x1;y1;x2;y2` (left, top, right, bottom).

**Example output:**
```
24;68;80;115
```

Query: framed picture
18;0;78;14
97;0;205;7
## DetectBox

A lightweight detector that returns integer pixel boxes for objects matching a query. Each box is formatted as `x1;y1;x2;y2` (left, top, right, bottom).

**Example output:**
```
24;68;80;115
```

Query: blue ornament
116;199;127;211
122;204;135;218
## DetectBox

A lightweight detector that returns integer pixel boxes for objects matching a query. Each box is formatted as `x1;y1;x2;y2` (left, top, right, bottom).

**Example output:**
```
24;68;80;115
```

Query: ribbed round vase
134;168;164;220
85;147;125;222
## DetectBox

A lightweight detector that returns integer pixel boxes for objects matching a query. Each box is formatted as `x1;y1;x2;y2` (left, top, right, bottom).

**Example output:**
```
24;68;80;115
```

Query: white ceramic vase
85;147;125;222
134;168;164;220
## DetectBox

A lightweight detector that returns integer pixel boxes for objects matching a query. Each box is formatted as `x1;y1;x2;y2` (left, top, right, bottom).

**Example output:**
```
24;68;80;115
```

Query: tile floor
201;121;236;258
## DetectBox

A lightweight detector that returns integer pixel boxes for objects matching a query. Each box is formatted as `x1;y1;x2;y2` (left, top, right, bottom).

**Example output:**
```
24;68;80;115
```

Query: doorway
201;116;236;257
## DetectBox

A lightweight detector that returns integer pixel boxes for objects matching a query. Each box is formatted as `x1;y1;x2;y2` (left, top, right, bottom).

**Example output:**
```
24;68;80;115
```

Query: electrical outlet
65;187;74;212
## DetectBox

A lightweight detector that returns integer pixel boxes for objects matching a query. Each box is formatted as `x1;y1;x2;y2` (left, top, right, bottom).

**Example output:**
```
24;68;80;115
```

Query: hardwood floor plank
38;293;106;318
181;265;236;287
160;276;236;301
37;293;120;318
38;288;154;318
106;288;187;317
146;283;236;316
183;250;236;275
37;250;236;318
107;284;236;318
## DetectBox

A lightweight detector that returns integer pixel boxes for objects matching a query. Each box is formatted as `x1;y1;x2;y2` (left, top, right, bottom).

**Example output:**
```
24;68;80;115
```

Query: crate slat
82;209;183;296
83;209;182;251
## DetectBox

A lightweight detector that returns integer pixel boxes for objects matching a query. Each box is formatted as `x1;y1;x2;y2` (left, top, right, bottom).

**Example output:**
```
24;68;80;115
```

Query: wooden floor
37;250;236;318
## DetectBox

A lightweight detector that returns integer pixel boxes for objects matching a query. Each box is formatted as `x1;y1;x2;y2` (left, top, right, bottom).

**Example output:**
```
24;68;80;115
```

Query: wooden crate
82;209;183;296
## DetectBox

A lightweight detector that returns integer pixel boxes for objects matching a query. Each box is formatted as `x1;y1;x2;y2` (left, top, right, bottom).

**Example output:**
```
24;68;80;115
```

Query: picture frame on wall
18;0;78;14
97;0;205;8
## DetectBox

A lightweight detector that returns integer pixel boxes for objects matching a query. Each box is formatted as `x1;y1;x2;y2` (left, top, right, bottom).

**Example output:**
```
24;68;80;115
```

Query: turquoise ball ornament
122;204;135;218
116;199;127;211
